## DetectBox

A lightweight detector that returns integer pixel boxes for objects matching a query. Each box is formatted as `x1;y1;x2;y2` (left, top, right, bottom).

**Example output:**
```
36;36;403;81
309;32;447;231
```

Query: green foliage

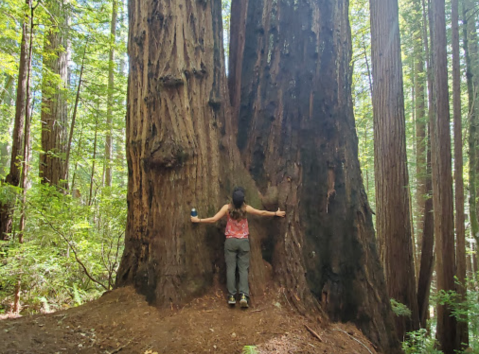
391;298;412;318
242;346;258;354
402;327;443;354
0;183;126;314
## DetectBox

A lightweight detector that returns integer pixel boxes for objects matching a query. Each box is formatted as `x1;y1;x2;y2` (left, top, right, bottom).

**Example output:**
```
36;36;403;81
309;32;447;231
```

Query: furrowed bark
116;0;271;306
40;0;69;188
452;0;468;348
235;0;400;351
369;0;419;338
431;0;457;351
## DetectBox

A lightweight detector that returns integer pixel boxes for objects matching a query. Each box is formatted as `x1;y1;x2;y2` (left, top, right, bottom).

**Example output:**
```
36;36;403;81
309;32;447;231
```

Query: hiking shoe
228;295;236;306
239;294;249;308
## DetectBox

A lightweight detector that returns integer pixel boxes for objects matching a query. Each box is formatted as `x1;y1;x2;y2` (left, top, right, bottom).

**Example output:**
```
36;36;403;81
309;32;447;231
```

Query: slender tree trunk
18;8;35;243
89;115;99;206
452;0;468;348
464;0;479;247
417;0;435;329
0;1;31;239
0;75;13;106
40;0;69;187
65;41;87;186
413;0;427;271
431;0;457;351
105;0;118;188
369;0;419;338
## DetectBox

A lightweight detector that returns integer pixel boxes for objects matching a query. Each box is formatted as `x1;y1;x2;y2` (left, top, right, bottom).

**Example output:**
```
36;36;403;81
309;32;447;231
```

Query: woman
191;187;286;308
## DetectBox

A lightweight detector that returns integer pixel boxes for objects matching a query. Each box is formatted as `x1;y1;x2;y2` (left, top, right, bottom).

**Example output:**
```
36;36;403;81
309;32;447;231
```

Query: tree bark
234;0;400;351
413;0;427;274
105;0;118;188
18;3;35;243
464;0;479;248
431;0;457;352
452;0;468;348
40;0;69;187
228;0;248;126
0;1;31;240
416;0;435;329
369;0;419;338
116;0;272;307
65;40;87;185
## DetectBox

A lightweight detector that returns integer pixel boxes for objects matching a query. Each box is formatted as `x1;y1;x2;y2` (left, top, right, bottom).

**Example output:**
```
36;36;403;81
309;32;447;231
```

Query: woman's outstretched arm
191;204;229;224
245;205;286;217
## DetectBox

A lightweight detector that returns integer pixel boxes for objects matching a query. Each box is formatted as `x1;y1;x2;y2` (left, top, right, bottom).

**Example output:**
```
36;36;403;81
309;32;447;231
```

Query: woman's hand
275;208;286;217
191;216;201;223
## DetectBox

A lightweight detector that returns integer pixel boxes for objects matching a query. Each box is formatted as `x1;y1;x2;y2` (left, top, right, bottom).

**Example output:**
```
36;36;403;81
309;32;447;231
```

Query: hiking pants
224;238;250;297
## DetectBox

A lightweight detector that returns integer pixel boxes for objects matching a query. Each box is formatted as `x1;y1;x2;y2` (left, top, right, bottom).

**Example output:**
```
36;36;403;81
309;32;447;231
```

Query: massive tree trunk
116;0;272;306
0;2;31;239
40;0;69;187
117;0;400;353
369;0;419;338
105;0;118;188
232;0;400;351
431;0;457;352
452;0;468;348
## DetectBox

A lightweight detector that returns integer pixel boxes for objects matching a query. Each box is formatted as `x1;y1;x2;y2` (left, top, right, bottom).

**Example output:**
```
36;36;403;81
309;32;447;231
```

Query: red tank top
225;212;249;239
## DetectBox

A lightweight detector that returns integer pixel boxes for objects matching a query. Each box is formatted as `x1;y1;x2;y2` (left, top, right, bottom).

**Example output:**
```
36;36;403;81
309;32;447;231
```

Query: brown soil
0;287;378;354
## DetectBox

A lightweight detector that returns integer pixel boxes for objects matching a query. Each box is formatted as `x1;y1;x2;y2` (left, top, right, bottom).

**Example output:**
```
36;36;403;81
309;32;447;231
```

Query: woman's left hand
191;216;201;223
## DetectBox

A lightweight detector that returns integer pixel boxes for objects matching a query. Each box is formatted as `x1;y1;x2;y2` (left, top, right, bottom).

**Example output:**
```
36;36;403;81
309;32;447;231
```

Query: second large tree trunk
231;0;400;351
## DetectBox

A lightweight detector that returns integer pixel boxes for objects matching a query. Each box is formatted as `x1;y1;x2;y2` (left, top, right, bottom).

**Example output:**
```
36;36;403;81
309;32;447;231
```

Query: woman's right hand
191;216;200;223
275;208;286;217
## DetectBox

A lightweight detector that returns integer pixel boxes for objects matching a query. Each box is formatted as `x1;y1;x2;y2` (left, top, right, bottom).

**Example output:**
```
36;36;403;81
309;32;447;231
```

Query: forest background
0;0;478;352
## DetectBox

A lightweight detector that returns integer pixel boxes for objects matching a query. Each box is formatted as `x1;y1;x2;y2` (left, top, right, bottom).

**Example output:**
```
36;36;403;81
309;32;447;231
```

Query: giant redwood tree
369;0;419;338
116;0;400;352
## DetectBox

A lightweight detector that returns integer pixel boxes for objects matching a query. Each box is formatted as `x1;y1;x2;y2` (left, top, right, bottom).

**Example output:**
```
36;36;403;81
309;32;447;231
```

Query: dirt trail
0;287;378;354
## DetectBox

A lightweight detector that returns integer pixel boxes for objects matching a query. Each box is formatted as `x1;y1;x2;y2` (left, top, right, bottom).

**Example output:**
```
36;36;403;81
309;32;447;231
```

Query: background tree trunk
369;0;419;338
431;0;457;352
232;0;400;351
40;0;69;187
417;0;435;329
105;0;118;188
452;0;468;348
413;0;426;279
0;1;31;239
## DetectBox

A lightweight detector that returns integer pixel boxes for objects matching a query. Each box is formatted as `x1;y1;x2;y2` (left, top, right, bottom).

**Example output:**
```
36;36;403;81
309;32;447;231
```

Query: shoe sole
228;301;236;306
240;300;248;308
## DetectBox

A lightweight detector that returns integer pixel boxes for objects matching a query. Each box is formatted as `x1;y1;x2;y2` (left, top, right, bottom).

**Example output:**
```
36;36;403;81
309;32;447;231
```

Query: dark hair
229;187;247;220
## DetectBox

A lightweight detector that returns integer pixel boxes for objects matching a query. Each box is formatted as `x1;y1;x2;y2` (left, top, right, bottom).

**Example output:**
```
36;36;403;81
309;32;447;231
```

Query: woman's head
232;186;245;208
230;187;246;220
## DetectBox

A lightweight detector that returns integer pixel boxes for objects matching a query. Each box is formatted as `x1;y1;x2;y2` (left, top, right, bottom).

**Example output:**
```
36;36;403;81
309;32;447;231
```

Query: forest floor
0;287;378;354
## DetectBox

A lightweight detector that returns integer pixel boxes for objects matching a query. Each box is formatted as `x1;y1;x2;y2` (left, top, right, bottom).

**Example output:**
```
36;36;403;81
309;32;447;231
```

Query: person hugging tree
191;187;286;308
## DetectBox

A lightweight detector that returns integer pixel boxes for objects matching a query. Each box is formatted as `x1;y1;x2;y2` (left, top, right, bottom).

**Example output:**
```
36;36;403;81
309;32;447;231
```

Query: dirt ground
0;287;379;354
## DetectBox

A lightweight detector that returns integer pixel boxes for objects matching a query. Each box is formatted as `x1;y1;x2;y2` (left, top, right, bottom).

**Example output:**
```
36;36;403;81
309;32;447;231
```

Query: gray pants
224;238;250;297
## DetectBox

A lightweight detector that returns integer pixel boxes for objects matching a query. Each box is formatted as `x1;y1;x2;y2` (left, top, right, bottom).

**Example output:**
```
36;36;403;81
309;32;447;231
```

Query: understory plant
0;182;126;315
